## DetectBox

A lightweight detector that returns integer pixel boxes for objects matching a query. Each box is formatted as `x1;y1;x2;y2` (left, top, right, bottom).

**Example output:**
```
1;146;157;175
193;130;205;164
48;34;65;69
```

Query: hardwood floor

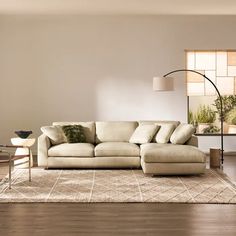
0;203;236;236
0;155;236;236
221;155;236;181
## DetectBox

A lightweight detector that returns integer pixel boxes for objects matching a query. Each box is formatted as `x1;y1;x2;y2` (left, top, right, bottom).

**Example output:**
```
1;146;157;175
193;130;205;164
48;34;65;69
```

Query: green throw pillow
62;125;86;143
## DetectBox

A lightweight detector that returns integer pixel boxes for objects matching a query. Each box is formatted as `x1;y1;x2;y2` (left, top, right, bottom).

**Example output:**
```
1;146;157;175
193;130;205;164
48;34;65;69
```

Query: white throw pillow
41;126;66;145
155;124;175;144
170;124;195;144
129;124;159;144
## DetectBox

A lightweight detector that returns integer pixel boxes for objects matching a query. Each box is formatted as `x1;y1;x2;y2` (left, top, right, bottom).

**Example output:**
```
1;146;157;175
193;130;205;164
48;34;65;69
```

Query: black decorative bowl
15;130;33;139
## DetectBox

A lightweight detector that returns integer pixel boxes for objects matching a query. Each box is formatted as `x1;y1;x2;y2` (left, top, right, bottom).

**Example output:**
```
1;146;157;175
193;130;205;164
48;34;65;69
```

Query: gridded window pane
187;83;204;96
205;71;216;95
195;52;215;70
187;52;195;70
228;52;236;66
186;50;236;96
228;66;236;76
216;52;227;76
217;77;234;95
187;71;204;83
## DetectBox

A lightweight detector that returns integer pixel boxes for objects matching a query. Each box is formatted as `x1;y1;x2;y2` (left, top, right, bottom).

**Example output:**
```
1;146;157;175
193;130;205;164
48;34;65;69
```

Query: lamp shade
153;76;174;91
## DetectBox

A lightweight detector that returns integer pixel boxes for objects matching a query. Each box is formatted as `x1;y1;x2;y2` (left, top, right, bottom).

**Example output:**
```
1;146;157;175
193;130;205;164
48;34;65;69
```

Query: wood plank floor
0;203;236;236
0;155;236;236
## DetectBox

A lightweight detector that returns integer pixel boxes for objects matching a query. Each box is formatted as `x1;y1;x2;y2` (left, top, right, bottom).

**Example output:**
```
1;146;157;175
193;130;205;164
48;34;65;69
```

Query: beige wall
0;15;236;152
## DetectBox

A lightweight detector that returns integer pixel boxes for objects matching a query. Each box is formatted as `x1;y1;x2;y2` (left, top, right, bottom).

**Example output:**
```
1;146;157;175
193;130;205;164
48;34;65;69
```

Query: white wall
0;15;236;152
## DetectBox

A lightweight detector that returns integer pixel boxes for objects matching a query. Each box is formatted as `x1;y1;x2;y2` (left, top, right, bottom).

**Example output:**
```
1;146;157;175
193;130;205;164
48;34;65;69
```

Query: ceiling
0;0;236;15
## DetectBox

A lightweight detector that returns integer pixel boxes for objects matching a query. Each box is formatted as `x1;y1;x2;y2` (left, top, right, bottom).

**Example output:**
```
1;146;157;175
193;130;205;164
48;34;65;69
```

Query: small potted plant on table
213;95;236;133
195;105;216;134
226;108;236;133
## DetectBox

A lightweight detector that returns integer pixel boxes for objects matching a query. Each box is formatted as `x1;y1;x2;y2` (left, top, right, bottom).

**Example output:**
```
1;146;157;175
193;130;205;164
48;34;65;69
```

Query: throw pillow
129;124;159;144
155;124;175;144
170;124;196;144
41;126;66;145
62;125;86;143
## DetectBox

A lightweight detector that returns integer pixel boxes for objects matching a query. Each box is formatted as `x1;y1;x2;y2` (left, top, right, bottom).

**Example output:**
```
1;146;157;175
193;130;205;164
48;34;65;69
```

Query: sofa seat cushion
48;143;94;157
95;142;140;157
141;143;206;163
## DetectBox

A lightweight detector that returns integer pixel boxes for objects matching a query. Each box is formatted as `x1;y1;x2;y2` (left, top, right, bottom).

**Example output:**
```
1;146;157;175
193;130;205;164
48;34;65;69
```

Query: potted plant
195;105;216;133
213;95;236;133
202;125;220;134
226;108;236;133
188;110;197;128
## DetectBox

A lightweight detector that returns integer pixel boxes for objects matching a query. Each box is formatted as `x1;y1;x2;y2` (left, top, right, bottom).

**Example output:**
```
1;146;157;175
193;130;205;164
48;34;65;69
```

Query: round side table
11;138;35;169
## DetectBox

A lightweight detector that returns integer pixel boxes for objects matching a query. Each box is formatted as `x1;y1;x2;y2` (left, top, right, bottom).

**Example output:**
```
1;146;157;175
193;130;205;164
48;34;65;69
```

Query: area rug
0;169;236;203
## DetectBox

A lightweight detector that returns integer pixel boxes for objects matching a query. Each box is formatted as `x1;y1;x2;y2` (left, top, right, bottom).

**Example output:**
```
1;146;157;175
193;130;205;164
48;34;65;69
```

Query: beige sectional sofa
38;121;206;175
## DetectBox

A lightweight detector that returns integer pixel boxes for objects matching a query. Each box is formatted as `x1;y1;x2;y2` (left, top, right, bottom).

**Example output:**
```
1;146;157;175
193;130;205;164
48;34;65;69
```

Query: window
186;50;236;96
186;50;236;135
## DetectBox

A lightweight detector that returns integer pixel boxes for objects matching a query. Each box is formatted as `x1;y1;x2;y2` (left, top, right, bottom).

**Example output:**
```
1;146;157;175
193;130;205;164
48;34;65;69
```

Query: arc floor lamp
153;69;224;165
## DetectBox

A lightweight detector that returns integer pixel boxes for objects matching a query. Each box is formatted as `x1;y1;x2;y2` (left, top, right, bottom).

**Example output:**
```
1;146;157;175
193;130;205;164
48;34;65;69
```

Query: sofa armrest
185;135;198;147
38;134;51;167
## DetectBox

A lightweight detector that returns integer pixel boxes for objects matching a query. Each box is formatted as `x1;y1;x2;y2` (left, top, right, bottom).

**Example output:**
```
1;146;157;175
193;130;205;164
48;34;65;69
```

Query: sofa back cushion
53;122;95;144
139;121;180;143
155;124;176;144
96;121;138;143
62;125;86;143
129;124;160;144
139;120;180;128
41;125;66;145
170;124;196;144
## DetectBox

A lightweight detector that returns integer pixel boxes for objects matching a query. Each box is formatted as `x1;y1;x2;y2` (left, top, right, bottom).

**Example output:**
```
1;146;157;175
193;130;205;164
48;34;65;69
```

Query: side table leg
14;147;33;168
29;148;31;182
9;158;11;189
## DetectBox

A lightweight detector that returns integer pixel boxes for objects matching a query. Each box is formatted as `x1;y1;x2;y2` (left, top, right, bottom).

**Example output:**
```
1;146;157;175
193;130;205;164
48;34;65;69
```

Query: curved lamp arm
162;69;224;165
164;69;222;103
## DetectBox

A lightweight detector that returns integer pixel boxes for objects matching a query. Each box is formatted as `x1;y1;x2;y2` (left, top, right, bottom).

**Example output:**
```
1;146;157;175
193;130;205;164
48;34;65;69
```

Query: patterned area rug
0;168;236;203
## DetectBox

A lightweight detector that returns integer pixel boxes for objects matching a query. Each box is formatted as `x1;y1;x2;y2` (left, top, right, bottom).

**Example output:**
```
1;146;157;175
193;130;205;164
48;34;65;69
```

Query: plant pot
223;122;229;134
228;125;236;134
197;123;210;134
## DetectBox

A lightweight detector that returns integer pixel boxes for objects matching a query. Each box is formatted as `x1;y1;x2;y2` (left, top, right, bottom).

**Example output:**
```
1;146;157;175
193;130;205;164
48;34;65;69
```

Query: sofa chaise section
140;143;206;175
